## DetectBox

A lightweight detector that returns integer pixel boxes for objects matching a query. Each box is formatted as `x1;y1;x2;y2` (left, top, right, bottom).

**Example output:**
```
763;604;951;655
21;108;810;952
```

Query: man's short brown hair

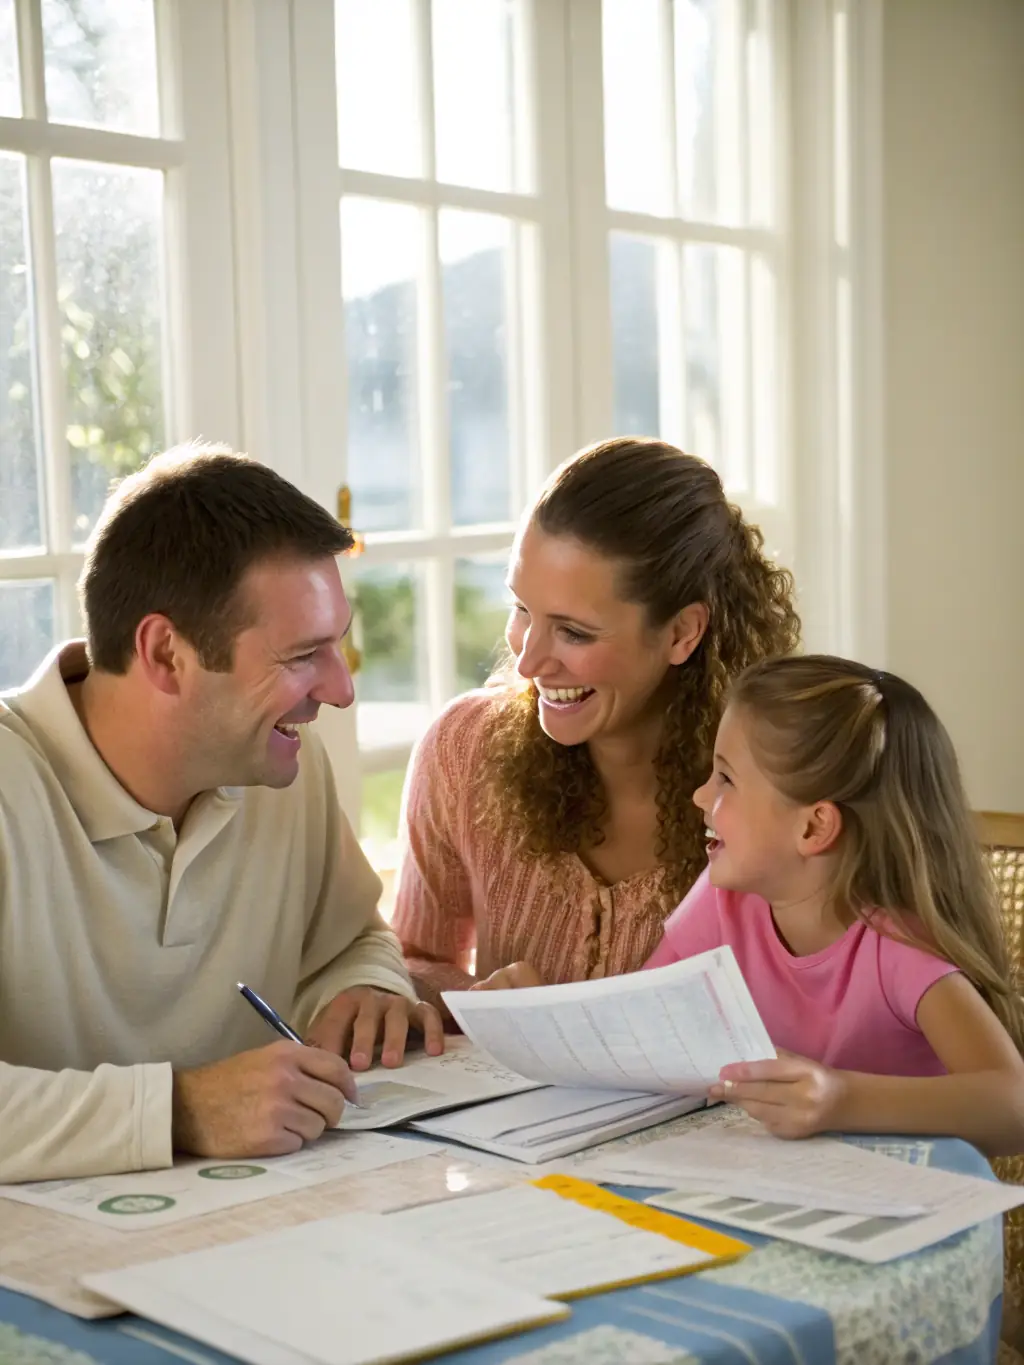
79;442;354;673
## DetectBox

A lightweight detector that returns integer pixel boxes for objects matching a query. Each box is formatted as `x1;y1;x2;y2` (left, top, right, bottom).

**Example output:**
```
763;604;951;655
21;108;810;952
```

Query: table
0;1136;1003;1365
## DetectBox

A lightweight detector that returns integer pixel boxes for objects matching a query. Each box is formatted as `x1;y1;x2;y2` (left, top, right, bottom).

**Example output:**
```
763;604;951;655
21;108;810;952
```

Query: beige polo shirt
0;643;415;1183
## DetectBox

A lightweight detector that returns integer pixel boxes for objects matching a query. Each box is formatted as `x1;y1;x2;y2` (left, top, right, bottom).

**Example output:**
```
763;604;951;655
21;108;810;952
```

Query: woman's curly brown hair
478;438;801;905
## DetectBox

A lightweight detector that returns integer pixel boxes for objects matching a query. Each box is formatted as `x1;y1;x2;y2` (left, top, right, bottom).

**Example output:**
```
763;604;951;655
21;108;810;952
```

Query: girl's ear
798;800;843;858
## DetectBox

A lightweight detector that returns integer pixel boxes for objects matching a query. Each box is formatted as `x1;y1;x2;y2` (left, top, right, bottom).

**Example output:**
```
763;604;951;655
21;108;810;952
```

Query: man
0;444;443;1182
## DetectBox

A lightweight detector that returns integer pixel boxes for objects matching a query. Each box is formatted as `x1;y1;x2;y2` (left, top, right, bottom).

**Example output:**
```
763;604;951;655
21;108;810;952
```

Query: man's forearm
0;1058;173;1182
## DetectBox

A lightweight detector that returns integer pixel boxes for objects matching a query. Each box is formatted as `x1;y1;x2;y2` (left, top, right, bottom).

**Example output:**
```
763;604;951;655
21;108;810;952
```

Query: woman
391;437;800;1007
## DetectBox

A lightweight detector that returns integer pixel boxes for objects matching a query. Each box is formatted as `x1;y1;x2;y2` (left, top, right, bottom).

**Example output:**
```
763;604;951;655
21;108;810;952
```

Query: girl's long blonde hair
731;654;1024;1051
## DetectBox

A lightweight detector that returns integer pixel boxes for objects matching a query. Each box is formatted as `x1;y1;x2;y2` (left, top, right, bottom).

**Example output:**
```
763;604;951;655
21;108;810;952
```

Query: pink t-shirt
646;870;959;1076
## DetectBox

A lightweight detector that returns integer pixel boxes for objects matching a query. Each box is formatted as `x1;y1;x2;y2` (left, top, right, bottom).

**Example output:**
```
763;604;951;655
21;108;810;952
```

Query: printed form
443;948;775;1093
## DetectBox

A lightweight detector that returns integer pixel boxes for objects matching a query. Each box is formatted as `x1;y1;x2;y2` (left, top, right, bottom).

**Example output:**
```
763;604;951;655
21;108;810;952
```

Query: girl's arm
718;975;1024;1157
833;973;1024;1156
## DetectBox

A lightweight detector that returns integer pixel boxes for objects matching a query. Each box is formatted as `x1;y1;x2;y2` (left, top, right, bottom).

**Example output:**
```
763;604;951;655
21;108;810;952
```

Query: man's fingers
293;1074;347;1128
348;999;385;1071
380;1002;410;1068
307;998;359;1055
417;1002;445;1055
295;1041;357;1094
283;1100;329;1143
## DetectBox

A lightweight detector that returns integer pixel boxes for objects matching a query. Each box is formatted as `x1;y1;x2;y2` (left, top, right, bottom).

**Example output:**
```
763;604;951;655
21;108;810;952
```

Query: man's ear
667;602;710;666
134;615;188;697
797;800;844;858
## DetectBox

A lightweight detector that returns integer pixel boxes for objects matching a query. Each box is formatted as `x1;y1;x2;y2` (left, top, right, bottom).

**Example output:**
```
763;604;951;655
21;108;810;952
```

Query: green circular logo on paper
197;1164;267;1180
98;1194;176;1215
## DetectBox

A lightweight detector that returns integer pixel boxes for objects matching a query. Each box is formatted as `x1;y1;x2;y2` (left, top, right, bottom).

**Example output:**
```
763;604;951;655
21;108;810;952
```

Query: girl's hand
708;1050;849;1139
470;962;547;991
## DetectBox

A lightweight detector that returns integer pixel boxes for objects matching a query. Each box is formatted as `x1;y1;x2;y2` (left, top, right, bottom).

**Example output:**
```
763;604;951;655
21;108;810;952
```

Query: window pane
0;154;44;552
685;244;748;490
455;556;509;691
440;210;512;526
353;562;431;751
0;580;56;691
42;0;159;136
342;198;422;533
51;159;166;544
610;233;660;437
433;0;519;192
675;0;743;224
359;766;408;922
0;0;20;117
603;0;671;214
336;0;421;177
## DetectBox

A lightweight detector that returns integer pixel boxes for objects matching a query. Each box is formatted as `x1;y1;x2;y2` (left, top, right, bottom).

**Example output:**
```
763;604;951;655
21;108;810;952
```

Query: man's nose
314;646;355;709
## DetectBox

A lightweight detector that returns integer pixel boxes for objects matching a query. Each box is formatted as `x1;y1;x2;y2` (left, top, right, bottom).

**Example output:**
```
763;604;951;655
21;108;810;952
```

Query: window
330;0;561;875
0;0;239;690
577;0;791;564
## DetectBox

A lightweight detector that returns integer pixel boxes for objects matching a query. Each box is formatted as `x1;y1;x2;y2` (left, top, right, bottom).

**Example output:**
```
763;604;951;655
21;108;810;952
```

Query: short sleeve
877;932;961;1030
644;867;725;969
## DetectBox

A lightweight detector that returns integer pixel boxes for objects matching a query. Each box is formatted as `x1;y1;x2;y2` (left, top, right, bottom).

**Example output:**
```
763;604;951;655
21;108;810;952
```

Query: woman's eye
559;627;593;645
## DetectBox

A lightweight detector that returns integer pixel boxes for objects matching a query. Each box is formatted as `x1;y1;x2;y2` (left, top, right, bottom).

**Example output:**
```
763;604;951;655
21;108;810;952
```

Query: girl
478;655;1024;1157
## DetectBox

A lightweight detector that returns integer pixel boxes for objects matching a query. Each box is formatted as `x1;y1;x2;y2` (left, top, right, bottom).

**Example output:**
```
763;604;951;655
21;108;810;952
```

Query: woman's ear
798;801;844;858
667;602;709;666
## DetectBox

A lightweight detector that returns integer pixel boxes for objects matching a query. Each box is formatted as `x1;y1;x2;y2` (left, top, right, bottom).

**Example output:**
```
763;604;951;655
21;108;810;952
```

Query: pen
236;982;364;1108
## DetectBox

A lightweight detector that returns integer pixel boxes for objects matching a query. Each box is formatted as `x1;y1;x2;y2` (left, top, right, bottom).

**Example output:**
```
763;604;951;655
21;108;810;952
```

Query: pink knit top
390;691;676;1004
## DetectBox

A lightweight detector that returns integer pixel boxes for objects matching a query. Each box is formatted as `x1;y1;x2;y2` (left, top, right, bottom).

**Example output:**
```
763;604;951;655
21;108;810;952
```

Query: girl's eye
717;771;732;786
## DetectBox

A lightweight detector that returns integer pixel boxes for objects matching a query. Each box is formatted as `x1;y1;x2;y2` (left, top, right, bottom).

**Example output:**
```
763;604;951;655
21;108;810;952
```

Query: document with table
442;947;776;1092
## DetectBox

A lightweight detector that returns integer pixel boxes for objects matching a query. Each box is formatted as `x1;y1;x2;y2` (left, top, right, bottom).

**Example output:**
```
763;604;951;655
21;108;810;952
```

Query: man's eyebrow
284;629;349;653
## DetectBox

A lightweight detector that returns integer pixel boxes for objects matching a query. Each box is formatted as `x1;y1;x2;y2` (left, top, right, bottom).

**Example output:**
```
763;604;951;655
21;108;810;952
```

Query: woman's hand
708;1049;849;1139
470;962;547;991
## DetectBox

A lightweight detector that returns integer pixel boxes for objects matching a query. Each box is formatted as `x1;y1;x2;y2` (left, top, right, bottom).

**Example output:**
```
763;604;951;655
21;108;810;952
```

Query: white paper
0;1131;438;1230
582;1123;935;1217
336;1036;540;1131
412;1087;705;1163
352;1186;725;1299
85;1215;569;1365
642;1136;1024;1263
443;949;775;1095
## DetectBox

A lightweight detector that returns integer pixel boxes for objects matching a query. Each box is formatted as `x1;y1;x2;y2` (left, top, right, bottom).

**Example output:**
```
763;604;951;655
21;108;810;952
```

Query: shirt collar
5;641;241;844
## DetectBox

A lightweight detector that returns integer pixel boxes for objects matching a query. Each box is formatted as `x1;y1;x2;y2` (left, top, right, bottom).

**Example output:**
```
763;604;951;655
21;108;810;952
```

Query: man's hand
470;962;547;991
172;1041;358;1157
306;987;444;1071
708;1050;849;1139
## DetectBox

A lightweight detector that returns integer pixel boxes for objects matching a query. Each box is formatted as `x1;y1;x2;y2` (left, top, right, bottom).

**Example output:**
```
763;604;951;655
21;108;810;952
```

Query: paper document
582;1123;934;1217
412;1086;704;1163
344;1182;746;1300
0;1131;439;1230
336;1036;539;1131
644;1137;1024;1263
85;1214;569;1365
443;949;775;1094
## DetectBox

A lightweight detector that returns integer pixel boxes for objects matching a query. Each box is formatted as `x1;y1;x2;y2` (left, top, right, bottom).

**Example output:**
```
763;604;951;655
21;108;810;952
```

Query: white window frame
0;0;242;640
247;0;885;832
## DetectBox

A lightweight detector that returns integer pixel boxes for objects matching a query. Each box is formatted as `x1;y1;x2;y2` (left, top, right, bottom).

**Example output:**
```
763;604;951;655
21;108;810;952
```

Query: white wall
882;0;1024;811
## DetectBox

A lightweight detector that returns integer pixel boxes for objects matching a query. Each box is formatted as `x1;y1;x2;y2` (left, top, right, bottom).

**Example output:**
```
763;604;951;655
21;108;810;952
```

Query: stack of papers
86;1216;569;1365
412;1085;704;1163
85;1182;749;1364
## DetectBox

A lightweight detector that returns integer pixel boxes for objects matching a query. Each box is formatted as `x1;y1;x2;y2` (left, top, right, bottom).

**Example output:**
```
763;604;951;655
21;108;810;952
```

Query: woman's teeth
537;685;594;703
